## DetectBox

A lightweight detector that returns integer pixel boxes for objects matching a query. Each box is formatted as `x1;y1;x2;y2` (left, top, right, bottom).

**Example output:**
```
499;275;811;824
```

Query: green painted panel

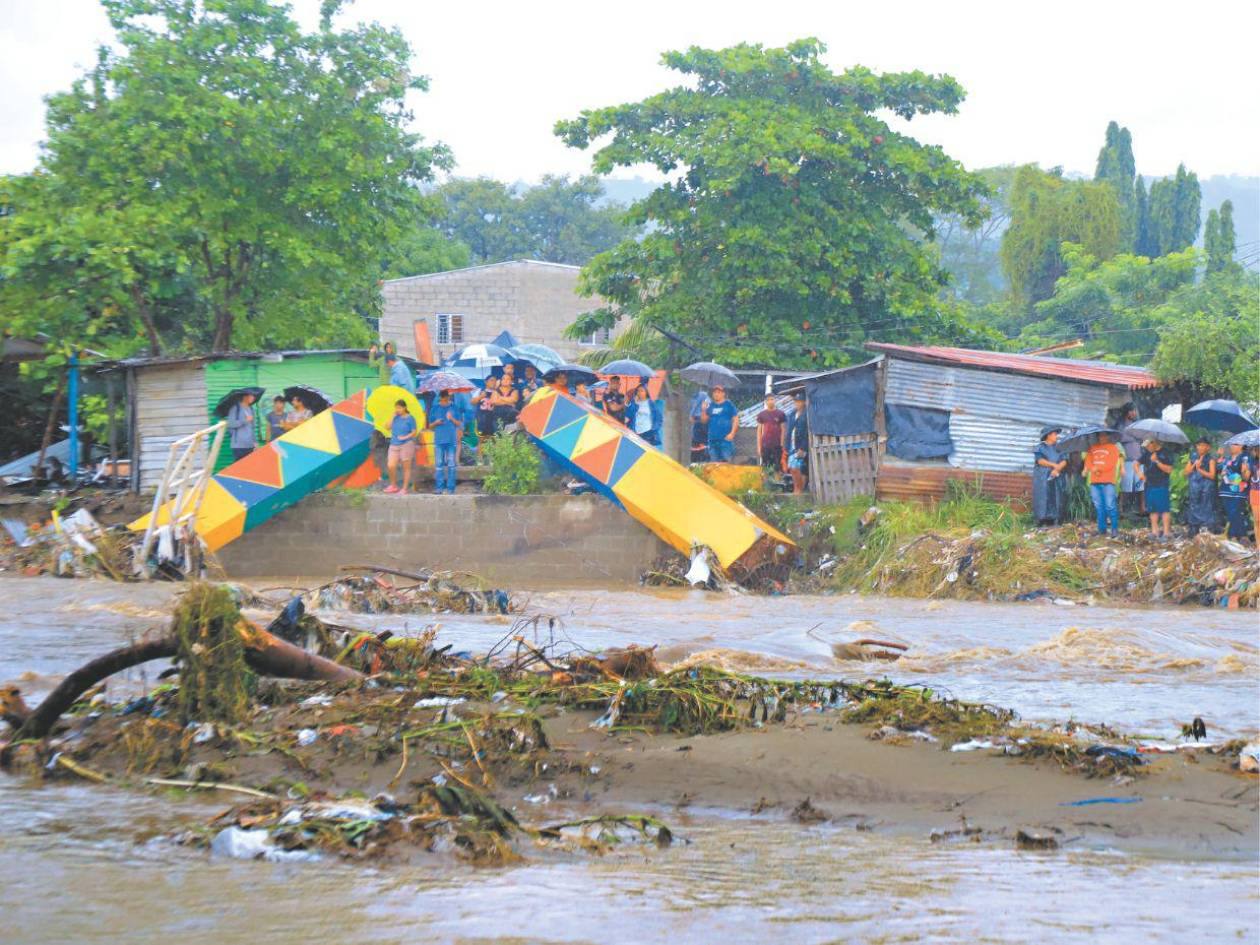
205;355;374;472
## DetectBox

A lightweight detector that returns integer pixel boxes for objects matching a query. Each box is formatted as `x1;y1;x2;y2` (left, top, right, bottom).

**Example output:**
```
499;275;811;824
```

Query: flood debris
298;567;517;616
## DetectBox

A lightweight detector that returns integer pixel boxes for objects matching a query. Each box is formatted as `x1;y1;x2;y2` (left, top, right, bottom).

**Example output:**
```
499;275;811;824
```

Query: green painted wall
205;354;380;472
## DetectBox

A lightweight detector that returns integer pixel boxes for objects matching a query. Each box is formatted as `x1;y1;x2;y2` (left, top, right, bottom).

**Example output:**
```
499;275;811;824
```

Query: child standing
385;399;417;495
427;390;463;495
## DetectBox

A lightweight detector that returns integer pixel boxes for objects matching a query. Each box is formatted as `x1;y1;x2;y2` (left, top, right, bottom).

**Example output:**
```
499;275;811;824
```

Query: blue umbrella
600;357;655;379
509;343;564;372
1184;399;1258;434
446;342;512;368
1056;424;1120;453
1224;429;1260;448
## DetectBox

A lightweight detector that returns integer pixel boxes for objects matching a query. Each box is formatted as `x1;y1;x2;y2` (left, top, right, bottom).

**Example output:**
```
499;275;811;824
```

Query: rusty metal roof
865;343;1160;389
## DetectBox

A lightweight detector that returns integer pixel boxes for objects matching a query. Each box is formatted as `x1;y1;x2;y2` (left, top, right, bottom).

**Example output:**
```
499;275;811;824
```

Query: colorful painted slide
130;390;376;552
518;388;795;579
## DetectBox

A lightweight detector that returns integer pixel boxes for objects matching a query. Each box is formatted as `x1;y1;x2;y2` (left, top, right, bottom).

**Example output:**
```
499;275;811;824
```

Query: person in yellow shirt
1084;432;1122;536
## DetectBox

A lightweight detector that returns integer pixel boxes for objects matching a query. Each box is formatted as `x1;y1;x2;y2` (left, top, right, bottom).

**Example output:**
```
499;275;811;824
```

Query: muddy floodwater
1;577;1257;944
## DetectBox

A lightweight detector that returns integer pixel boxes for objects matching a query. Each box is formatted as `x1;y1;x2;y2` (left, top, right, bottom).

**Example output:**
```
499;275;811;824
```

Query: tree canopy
1094;120;1137;246
0;0;450;355
1146;163;1201;257
999;166;1125;307
554;38;999;368
430;175;637;268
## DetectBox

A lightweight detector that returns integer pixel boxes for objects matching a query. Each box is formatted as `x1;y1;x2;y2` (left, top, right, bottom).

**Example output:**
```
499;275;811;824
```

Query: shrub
482;433;542;495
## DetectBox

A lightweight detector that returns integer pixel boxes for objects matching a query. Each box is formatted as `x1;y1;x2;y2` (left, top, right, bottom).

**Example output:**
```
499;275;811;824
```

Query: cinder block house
379;260;611;362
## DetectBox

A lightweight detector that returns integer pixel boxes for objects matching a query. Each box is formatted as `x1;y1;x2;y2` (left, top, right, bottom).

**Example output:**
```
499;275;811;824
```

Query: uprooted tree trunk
8;584;361;744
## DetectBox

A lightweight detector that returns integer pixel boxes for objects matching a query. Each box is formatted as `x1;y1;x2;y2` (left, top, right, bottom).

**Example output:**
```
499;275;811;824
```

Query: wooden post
106;372;118;485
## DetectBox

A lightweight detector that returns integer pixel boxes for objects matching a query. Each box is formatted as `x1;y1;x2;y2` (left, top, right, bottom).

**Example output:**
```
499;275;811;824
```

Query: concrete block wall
380;260;609;362
216;492;669;587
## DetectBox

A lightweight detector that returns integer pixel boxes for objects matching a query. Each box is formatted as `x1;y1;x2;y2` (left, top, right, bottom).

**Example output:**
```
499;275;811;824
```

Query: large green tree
1094;121;1137;247
1014;244;1197;359
1000;166;1125;306
1203;199;1237;274
553;39;996;368
933;165;1016;305
432;174;636;267
1150;268;1259;402
0;0;450;354
1147;163;1201;257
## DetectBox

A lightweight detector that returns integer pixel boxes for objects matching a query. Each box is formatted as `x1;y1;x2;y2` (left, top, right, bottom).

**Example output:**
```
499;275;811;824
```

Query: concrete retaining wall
216;493;669;586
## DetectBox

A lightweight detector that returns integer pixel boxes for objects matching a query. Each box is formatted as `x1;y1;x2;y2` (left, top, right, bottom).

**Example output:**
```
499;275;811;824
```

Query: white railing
137;421;227;574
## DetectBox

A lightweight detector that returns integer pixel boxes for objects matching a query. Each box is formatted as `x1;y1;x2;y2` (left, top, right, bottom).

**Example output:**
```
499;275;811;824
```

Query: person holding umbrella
703;385;739;462
1032;427;1067;526
1137;439;1175;540
1084;431;1123;537
602;376;627;425
226;392;258;462
283;394;313;431
1218;441;1251;540
1184;438;1217;536
1116;404;1145;517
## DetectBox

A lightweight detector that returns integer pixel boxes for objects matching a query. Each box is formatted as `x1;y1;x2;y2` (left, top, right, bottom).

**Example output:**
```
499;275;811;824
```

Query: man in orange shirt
1085;432;1122;536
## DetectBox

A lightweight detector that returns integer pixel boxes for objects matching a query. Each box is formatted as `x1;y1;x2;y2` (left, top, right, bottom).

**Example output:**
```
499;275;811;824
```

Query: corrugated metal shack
98;349;424;493
777;343;1163;504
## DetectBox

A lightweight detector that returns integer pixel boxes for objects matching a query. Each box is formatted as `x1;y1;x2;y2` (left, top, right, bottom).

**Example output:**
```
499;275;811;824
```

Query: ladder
137;421;227;575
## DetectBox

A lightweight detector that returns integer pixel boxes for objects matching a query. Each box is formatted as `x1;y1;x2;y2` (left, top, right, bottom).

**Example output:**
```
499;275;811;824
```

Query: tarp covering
803;360;879;437
885;404;953;460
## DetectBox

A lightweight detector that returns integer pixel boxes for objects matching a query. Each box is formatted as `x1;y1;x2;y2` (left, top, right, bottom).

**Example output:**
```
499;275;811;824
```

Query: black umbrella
1056;424;1120;453
1126;417;1190;447
1184;399;1258;434
680;361;739;389
1224;429;1260;449
544;363;598;385
283;385;334;414
214;387;265;418
600;357;656;379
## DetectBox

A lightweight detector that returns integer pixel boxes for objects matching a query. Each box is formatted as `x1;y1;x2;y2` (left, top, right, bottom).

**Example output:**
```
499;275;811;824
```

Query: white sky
2;0;1257;182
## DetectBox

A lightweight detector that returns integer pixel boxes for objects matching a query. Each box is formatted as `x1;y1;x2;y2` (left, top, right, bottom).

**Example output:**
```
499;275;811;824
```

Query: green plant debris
172;583;251;726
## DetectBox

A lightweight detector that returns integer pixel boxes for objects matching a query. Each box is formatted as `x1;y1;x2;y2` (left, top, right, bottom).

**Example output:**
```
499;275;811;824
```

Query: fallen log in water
7;622;361;744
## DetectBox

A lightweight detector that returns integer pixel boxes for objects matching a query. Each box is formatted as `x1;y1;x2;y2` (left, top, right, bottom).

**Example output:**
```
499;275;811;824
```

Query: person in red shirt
1085;432;1122;536
755;394;787;471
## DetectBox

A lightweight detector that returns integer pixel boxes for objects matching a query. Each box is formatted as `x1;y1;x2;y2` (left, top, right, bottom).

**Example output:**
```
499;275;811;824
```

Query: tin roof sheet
866;343;1159;389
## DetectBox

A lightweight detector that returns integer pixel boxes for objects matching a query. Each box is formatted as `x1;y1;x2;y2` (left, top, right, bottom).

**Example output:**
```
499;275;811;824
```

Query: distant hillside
1198;175;1258;264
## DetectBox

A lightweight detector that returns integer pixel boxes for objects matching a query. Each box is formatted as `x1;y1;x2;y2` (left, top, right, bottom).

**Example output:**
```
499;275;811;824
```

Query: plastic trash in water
191;722;216;744
295;728;318;747
299;694;333;708
949;739;997;752
1059;797;1143;807
210;826;321;863
685;548;712;586
413;696;466;708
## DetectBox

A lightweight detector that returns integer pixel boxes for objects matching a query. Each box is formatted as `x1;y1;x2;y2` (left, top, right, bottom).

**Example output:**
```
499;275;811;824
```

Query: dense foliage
0;0;450;356
431;175;637;268
555;38;1000;368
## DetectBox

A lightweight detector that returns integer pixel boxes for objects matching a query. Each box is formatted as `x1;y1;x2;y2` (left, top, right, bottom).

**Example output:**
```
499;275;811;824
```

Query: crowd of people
1032;404;1258;544
688;388;811;494
224;390;318;462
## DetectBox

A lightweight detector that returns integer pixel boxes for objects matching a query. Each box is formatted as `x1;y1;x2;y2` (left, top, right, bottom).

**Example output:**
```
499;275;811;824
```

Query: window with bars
581;326;611;346
436;313;464;345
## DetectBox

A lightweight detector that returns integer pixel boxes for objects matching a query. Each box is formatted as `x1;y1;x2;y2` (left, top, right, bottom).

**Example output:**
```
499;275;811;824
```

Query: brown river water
0;577;1257;944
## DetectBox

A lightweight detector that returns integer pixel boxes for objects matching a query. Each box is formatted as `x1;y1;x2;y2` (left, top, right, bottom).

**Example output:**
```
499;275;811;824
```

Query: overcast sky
2;0;1257;183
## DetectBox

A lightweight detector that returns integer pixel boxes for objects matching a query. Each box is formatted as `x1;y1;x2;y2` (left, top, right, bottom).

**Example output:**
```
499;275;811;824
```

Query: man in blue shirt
385;354;416;394
385;399;417;494
427;390;463;494
703;386;739;462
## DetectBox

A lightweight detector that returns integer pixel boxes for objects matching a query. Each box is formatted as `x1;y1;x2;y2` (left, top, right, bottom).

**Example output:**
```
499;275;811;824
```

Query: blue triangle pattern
274;440;338;482
330;409;374;450
542;416;586;458
214;474;280;509
606;436;646;489
542;395;587;438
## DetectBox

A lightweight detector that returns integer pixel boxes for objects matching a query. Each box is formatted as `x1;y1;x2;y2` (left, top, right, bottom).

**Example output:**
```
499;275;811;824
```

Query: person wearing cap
1032;427;1067;525
703;385;739;462
787;393;810;494
385;353;416;394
